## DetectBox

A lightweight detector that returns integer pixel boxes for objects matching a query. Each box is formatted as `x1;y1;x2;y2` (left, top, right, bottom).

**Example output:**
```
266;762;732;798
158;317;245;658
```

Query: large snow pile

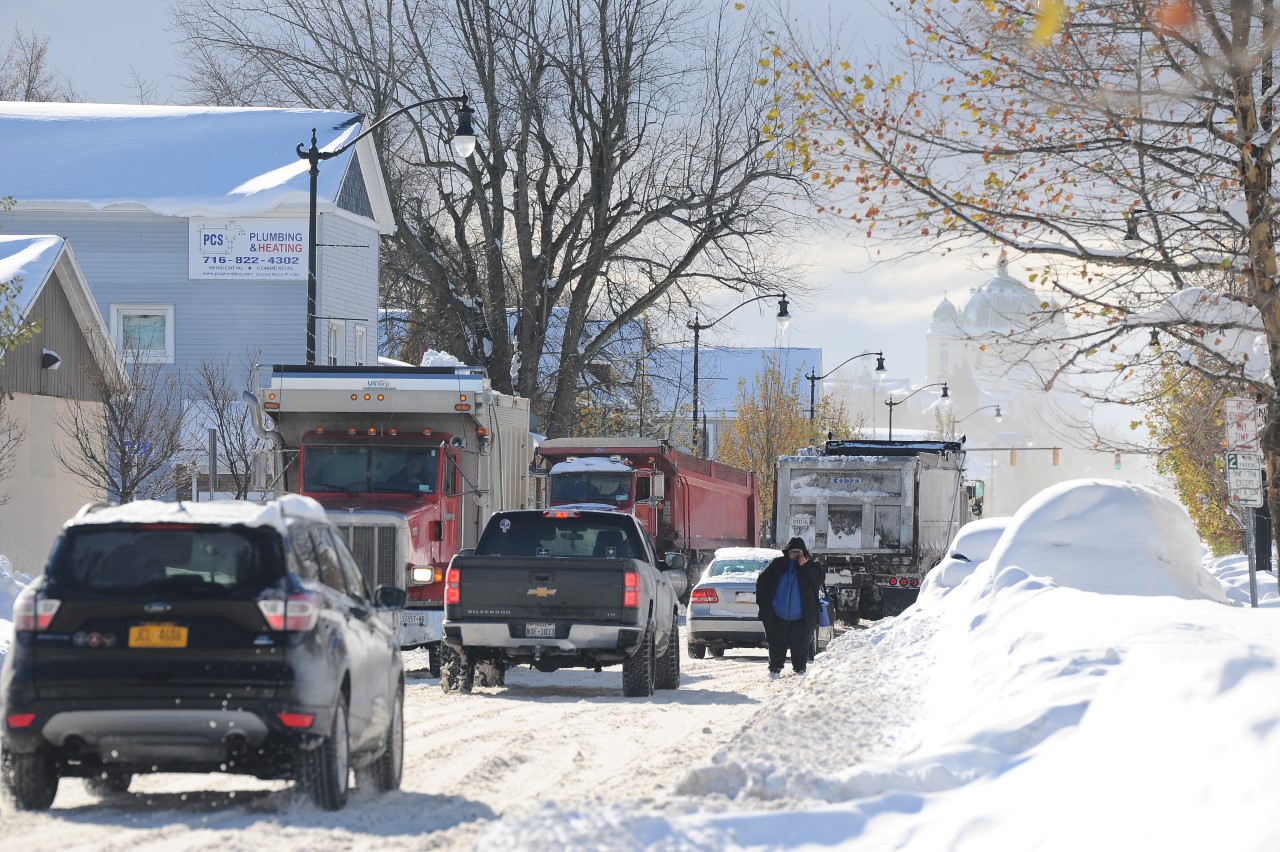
0;555;34;659
480;479;1280;850
989;479;1229;601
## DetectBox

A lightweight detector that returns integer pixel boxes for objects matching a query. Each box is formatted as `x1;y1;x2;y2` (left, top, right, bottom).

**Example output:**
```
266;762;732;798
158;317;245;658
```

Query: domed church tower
926;293;962;383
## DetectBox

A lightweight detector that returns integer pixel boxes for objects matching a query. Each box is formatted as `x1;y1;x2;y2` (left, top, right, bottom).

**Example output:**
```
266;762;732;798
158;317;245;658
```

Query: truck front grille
335;524;398;590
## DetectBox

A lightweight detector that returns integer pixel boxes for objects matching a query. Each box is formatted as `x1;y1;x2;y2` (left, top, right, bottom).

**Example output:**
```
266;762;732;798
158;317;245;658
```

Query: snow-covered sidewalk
481;481;1280;851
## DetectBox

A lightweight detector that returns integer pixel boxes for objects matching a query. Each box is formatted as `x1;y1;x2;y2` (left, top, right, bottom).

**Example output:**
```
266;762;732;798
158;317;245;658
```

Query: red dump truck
246;364;532;669
535;437;759;592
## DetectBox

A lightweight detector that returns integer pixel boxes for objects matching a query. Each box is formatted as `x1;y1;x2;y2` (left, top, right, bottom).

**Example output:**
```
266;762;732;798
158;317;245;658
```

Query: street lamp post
885;382;949;440
298;95;476;365
955;404;1003;425
688;293;790;457
805;351;886;420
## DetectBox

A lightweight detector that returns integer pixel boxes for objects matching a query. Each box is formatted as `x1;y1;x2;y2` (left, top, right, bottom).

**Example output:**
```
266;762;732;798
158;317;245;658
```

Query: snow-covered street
0;641;793;850
5;480;1280;850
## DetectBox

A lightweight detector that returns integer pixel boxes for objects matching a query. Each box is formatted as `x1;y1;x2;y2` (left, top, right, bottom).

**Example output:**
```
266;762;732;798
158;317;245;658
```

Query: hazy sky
1;0;1003;387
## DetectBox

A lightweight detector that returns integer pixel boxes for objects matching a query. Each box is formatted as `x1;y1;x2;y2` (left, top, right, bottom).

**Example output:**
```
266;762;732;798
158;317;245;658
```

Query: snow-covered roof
0;235;62;316
0;235;124;387
711;546;781;561
0;101;392;229
63;495;328;534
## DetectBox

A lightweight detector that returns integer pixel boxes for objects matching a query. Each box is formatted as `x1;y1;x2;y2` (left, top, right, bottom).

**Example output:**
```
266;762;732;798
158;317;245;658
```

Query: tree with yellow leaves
764;0;1280;552
716;352;853;541
1144;356;1246;556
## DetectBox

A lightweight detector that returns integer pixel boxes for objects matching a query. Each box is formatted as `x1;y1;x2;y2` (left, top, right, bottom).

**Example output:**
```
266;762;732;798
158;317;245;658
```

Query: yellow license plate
129;623;188;648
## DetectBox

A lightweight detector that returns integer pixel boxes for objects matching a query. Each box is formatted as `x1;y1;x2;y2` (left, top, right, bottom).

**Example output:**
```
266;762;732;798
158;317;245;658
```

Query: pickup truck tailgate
450;555;632;622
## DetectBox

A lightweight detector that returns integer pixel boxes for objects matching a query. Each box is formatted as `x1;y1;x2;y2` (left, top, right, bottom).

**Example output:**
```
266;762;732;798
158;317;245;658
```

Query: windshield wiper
315;480;360;498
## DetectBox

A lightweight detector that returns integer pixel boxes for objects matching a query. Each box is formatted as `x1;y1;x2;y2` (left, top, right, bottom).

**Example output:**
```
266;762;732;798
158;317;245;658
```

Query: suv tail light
13;586;59;632
623;571;639;608
445;566;460;605
257;591;321;632
690;587;719;604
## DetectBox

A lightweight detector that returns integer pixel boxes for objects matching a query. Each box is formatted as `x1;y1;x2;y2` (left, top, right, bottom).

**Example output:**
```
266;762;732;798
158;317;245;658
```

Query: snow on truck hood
62;495;328;535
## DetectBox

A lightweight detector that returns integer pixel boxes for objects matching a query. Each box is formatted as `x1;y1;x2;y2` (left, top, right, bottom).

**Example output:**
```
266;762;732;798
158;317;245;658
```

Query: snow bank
0;554;34;660
989;478;1227;602
479;481;1280;850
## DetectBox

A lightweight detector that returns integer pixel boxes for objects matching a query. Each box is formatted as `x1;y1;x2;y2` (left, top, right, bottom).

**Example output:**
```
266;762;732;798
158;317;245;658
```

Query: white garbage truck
773;439;967;621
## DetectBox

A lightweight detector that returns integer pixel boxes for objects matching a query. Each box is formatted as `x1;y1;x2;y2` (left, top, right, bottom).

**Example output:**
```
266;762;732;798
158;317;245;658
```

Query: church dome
931;295;961;327
960;253;1044;330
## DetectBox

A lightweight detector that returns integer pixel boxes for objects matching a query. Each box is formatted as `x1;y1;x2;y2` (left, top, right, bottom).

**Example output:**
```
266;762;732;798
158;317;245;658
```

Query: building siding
0;209;380;379
0;393;105;571
318;213;380;367
0;267;106;402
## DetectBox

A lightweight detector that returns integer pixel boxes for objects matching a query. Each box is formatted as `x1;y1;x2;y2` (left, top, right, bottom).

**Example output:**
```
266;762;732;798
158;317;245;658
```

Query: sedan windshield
707;558;769;577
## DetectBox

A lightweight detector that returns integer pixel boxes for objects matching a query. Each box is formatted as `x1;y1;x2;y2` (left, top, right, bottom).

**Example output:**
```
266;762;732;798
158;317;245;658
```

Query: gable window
111;304;174;363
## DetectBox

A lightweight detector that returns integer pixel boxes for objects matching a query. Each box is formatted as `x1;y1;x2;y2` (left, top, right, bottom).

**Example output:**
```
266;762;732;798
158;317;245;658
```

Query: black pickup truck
440;509;688;696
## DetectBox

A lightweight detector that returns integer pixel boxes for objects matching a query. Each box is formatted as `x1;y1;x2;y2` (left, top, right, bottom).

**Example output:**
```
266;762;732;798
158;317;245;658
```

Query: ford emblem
144;602;172;614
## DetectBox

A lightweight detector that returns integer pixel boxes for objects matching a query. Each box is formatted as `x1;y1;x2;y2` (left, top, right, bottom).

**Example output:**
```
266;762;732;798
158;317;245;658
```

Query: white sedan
686;547;833;659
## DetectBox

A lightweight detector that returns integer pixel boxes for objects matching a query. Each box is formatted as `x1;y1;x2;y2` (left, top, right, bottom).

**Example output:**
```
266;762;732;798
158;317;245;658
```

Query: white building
822;255;1162;516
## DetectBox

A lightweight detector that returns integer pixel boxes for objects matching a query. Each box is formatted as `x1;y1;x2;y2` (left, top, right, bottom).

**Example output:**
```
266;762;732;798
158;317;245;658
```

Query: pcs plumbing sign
189;218;306;280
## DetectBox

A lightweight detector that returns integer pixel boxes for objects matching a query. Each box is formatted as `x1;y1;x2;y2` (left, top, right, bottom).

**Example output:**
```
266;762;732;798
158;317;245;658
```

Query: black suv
0;495;405;811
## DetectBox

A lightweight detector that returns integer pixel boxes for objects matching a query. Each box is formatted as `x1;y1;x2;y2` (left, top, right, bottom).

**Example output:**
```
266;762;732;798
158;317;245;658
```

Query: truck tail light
12;586;60;632
445;566;460;605
888;577;898;586
623;571;639;608
257;592;321;632
277;712;315;729
690;587;718;604
6;713;37;729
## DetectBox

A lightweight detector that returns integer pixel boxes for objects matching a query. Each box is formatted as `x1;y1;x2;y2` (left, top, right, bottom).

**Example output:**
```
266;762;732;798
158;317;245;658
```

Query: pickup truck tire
476;659;506;688
355;687;403;793
2;748;58;811
297;698;350;811
622;619;656;697
709;647;725;658
655;611;681;690
687;639;707;659
439;645;475;694
427;643;442;678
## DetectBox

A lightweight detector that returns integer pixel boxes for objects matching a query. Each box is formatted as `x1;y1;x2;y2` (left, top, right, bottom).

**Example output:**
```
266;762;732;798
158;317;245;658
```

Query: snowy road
0;642;795;850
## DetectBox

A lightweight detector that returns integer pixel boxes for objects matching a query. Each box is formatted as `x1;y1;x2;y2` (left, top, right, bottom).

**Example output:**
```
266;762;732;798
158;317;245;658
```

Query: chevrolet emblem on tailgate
527;587;557;598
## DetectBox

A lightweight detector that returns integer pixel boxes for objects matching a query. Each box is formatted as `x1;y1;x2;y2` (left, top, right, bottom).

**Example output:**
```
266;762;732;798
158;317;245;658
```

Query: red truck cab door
633;472;658;539
433;451;463;566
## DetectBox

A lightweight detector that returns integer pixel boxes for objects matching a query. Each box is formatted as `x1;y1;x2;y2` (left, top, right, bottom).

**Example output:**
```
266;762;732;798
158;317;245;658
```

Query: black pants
764;617;810;672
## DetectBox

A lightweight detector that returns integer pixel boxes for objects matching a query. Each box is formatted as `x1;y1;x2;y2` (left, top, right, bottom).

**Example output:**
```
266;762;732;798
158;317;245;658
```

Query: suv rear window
46;524;284;596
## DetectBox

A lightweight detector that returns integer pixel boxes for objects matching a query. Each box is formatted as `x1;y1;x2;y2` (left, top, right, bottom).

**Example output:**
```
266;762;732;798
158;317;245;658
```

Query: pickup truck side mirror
374;585;407;611
663;551;686;572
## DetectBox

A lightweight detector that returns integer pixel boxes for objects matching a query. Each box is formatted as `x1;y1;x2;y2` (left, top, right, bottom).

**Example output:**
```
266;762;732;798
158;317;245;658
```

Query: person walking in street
756;536;824;678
